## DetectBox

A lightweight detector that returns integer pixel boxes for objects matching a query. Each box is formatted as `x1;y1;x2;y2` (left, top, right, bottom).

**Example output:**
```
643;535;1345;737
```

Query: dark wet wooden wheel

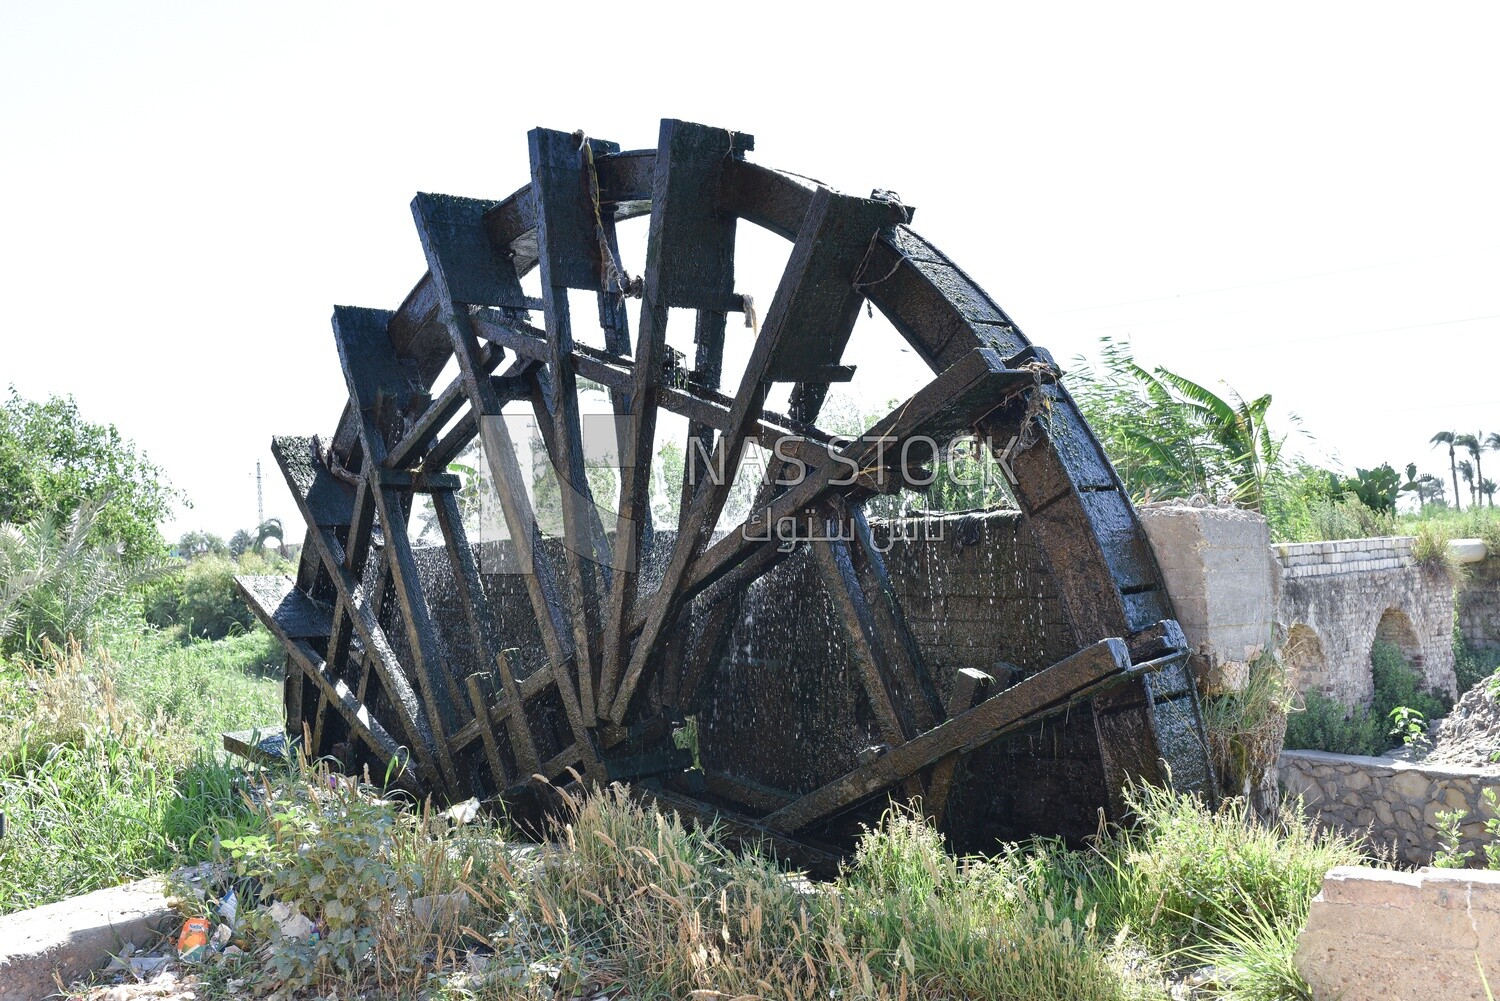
237;119;1215;866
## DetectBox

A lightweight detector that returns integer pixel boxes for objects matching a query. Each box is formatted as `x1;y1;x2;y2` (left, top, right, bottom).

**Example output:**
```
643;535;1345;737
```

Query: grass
114;771;1366;1001
0;625;280;912
1200;642;1293;806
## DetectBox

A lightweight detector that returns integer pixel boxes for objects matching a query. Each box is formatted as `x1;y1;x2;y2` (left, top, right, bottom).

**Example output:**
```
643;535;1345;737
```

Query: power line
1034;245;1500;318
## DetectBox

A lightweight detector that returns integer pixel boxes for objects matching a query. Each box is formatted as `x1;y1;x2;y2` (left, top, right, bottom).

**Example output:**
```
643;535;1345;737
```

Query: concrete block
0;876;177;1001
1297;866;1500;1000
1139;505;1278;694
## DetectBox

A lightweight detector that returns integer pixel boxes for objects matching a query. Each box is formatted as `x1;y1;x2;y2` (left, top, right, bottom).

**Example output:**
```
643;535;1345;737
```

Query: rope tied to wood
852;191;911;299
574;130;636;300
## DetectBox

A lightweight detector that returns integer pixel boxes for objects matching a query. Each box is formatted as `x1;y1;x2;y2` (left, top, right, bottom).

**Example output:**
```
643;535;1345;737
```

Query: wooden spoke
601;119;750;711
270;436;443;785
608;186;908;724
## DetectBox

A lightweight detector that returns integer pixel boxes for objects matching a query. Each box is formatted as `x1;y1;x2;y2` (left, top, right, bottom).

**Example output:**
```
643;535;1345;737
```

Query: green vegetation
0;497;171;655
160;775;1365;1001
1064;340;1500;544
1429;788;1500;871
1284;639;1451;756
0;387;180;561
145;548;292;640
1200;644;1294;813
1069;337;1299;518
0;629;280;912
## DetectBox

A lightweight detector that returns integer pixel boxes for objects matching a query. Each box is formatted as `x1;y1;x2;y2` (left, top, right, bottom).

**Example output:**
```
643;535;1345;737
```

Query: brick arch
1373;607;1424;669
1285;624;1330;695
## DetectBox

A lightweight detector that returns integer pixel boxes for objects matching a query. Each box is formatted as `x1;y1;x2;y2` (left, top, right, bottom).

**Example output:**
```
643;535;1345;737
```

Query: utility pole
257;461;264;527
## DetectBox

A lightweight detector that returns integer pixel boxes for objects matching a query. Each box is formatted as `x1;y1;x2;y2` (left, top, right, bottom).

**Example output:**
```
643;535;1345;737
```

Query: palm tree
1129;365;1283;511
1399;463;1424;511
1432;431;1464;512
1459;459;1476;505
0;498;170;652
1484;478;1498;507
254;518;285;556
1456;433;1486;509
1418;474;1445;508
1486;432;1500;507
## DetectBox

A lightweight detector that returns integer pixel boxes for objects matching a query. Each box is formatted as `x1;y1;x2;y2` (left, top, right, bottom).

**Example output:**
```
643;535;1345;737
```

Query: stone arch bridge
1137;506;1457;705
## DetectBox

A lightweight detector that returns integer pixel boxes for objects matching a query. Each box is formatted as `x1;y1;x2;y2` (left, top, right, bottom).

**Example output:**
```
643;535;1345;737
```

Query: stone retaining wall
1458;551;1500;650
1279;749;1500;866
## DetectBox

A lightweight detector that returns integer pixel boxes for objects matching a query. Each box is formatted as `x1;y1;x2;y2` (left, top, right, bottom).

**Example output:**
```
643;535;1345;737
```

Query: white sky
3;1;1498;539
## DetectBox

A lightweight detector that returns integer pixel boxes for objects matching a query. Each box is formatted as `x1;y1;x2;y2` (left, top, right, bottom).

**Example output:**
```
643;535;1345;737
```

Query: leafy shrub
222;774;488;994
1283;690;1386;756
1456;626;1500;693
1308;495;1396;542
0;500;171;654
146;549;289;640
1284;639;1450;756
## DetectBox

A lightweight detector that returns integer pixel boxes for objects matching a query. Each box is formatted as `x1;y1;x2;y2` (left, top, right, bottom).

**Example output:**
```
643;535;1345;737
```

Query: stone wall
1275;538;1457;704
1458;551;1500;650
1296;865;1500;1001
1279;749;1500;866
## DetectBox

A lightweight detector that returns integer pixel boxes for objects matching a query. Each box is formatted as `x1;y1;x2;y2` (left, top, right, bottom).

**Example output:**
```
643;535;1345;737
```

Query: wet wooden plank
529;127;622;724
464;672;511;787
410;193;528;309
607;186;910;724
762;637;1135;833
601;120;747;710
496;648;543;776
412;192;581;703
925;667;995;825
271;436;440;781
333;307;472;792
233;575;333;640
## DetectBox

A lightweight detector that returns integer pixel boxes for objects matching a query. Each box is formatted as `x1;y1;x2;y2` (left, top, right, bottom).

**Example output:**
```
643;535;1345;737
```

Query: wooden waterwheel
236;119;1214;868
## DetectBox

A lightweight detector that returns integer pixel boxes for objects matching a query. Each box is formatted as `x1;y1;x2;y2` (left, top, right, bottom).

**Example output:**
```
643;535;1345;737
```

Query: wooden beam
270;436;441;781
608;186;907;724
411;188;602;780
601;120;748;710
925;667;995;826
762;637;1136;833
333;307;472;792
528;127;622;725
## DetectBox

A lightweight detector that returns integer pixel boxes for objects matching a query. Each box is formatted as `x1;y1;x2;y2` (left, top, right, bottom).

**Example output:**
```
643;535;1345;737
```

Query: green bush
1285;691;1386;756
175;554;253;639
1455;627;1500;694
1284;639;1450;756
146;550;288;640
